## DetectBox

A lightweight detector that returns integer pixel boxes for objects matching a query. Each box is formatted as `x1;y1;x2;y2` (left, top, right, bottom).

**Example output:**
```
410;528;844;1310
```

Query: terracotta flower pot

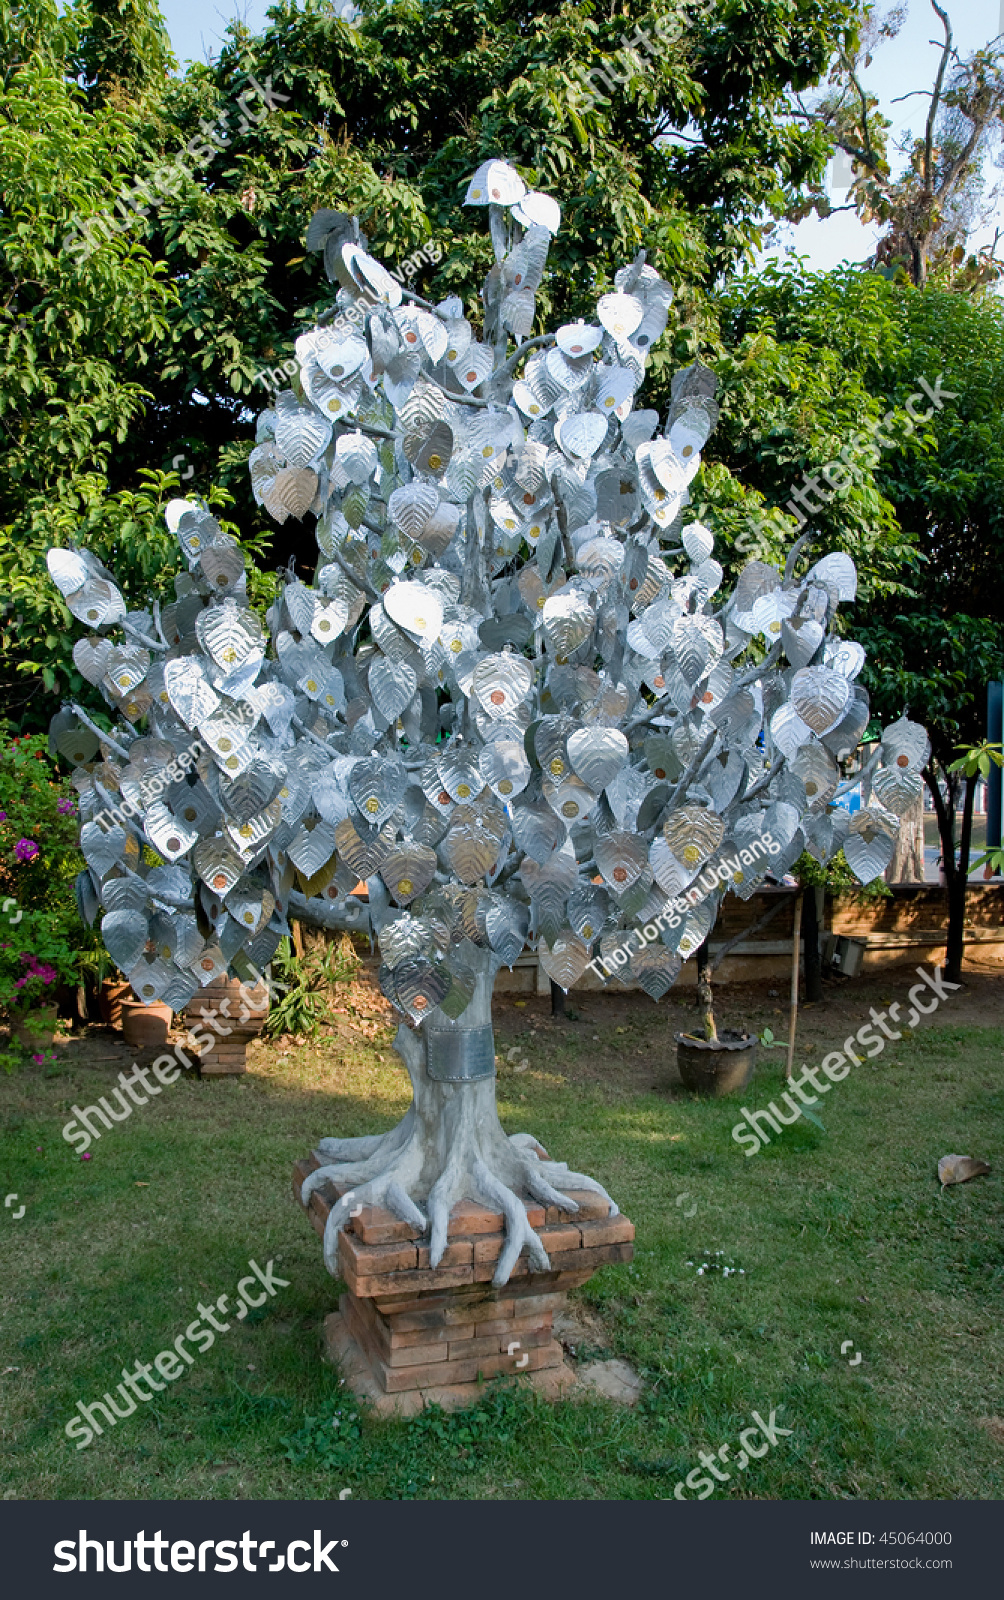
120;998;172;1050
675;1029;757;1097
99;978;131;1031
12;1005;59;1052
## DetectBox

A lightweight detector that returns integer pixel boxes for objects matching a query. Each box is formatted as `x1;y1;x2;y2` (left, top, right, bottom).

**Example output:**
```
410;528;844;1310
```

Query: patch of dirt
490;953;1004;1095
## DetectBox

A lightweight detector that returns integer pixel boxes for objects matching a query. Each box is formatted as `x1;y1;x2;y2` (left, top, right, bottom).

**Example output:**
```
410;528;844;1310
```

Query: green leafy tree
712;263;1004;981
794;1;1004;288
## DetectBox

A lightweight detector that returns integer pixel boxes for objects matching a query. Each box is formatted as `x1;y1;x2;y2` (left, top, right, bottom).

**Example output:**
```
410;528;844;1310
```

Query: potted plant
674;890;800;1097
0;910;77;1053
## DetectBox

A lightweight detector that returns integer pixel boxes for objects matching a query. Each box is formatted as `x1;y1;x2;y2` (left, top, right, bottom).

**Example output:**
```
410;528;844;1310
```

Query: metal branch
120;617;168;653
66;702;132;760
495;333;556;382
784;531;814;582
734;638;782;689
328;545;380;602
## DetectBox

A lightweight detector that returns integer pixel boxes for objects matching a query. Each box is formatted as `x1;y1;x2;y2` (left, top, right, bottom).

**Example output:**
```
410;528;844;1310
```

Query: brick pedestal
182;977;268;1076
293;1155;634;1415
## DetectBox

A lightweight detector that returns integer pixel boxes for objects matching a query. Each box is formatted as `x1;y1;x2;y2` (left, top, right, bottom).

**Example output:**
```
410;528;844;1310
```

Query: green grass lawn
1;967;1002;1501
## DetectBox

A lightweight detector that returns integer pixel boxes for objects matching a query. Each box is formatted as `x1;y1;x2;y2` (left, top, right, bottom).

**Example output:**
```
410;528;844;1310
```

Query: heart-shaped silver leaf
478;739;531;802
393;956;451;1024
192;838;244;897
843;808;897;884
72;636;115;686
80;819;128;876
66;578;126;629
791;666;850;737
55;725;100;767
566;726;628;793
539;930;589;991
288;818;338;878
369;655;418;724
102;909;150;974
144;802;199;863
781;615;825;669
663;806;725;872
165;658;220;730
349;757;407;826
379;844;437;906
594;831;648;893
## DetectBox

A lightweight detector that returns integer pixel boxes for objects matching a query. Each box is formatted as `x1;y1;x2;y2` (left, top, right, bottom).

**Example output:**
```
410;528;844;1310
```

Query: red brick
387;1321;473;1350
354;1204;422;1245
538;1225;581;1255
378;1338;564;1394
474;1311;552;1339
472;1253;532;1284
347;1263;474;1299
416;1239;474;1269
577;1216;635;1248
507;1289;565;1316
544;1189;610;1223
473;1235;503;1264
491;1324;553;1354
446;1199;503;1236
555;1241;633;1272
339;1232;419;1277
385;1340;450;1369
454;1332;505;1360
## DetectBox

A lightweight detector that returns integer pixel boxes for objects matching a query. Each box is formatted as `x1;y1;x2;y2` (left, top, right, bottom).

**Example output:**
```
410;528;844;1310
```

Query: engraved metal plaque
425;1024;495;1082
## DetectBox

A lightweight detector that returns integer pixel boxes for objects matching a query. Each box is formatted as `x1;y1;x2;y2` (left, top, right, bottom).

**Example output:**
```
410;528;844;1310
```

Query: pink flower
32;1053;43;1063
13;976;26;989
57;798;76;815
14;838;39;863
0;811;6;820
81;1152;92;1161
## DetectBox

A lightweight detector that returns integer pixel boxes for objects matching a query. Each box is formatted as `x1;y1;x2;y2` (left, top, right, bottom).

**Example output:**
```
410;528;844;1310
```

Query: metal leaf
101;909;149;974
791;667;851;737
379;843;437;906
594;830;649;892
539;931;589;991
349;756;407;826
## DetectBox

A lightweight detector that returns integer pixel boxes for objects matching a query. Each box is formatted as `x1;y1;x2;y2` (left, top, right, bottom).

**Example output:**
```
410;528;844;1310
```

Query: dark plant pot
674;1029;758;1098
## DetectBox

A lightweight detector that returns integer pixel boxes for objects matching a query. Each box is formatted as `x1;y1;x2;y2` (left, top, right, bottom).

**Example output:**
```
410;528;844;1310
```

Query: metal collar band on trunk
425;1025;495;1082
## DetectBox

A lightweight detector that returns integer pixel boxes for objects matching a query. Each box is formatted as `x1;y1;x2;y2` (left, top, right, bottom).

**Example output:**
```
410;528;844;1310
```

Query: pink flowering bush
0;911;76;1013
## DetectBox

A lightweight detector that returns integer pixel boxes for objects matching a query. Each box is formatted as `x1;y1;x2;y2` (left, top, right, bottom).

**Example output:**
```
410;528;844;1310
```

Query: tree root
300;1025;617;1286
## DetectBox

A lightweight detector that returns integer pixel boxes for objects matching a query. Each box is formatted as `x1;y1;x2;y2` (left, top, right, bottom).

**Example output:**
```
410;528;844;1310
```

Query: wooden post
550;979;566;1018
786;894;802;1082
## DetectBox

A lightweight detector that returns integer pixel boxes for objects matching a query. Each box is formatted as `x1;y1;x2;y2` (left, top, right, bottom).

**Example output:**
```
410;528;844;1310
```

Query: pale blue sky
157;0;1004;272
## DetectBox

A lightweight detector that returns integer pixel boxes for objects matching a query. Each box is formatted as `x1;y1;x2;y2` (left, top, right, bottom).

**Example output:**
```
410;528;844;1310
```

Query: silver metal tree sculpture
47;159;929;1287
